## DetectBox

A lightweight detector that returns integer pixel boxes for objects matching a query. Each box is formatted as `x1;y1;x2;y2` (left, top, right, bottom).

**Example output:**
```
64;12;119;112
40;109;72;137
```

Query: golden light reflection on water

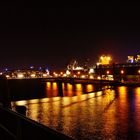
46;82;51;97
13;82;131;139
118;86;127;100
135;87;140;96
52;82;58;96
115;86;130;135
46;82;58;97
13;100;27;106
45;82;95;97
67;83;73;96
134;87;140;131
100;87;128;138
96;91;102;96
118;86;127;93
28;99;40;104
63;83;73;96
12;82;140;139
86;84;94;92
27;102;40;121
75;84;82;93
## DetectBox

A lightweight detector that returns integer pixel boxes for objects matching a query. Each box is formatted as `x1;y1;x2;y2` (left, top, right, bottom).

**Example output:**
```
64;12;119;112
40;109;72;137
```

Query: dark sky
1;3;140;70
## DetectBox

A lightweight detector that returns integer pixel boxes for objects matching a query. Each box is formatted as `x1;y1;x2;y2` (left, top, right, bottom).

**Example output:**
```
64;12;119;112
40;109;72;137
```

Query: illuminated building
66;60;89;78
127;55;140;63
127;56;134;63
97;55;112;65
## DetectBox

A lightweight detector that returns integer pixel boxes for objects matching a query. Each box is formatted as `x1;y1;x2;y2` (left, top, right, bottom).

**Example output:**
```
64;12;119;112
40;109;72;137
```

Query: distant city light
53;72;58;77
106;70;110;74
73;66;83;70
30;66;34;69
66;70;71;75
77;71;81;75
63;74;67;77
60;72;63;75
97;76;101;80
6;75;10;78
45;68;49;72
30;74;36;78
121;70;124;74
81;75;86;78
89;75;94;79
89;68;94;74
43;73;47;77
17;73;24;78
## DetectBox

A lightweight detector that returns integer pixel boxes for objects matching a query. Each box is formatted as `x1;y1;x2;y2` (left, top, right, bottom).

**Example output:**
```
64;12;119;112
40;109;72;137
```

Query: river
11;81;140;140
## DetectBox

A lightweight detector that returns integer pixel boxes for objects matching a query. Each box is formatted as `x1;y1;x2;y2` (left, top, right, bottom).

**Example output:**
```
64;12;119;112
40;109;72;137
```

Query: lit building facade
97;55;112;65
127;55;140;63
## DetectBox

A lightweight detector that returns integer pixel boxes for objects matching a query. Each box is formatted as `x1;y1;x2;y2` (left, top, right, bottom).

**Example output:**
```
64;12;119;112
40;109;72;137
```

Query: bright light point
106;70;110;74
138;70;140;74
53;72;58;77
81;75;85;78
6;75;10;78
73;66;83;70
30;66;34;69
77;71;80;75
15;100;27;106
97;76;101;80
96;62;100;66
89;68;94;74
45;69;49;73
121;70;124;74
63;74;67;77
89;75;94;79
66;70;71;75
43;73;47;77
17;74;24;78
100;56;103;60
31;74;36;78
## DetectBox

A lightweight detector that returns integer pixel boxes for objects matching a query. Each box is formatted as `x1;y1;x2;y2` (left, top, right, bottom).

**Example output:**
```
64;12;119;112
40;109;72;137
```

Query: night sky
1;3;140;70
